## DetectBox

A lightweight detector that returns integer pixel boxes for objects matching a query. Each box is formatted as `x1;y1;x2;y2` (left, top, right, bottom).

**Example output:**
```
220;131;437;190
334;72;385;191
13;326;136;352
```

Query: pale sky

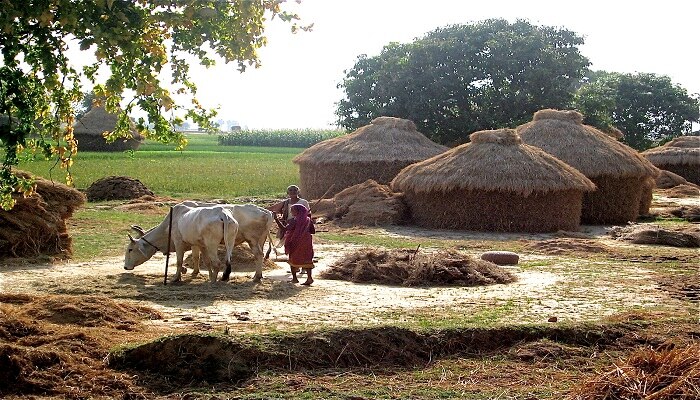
153;1;700;129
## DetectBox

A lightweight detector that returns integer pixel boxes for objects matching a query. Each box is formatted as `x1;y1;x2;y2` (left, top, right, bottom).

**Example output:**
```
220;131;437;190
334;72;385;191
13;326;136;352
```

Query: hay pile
0;293;160;398
609;224;700;248
314;179;407;226
517;109;659;224
0;170;85;258
655;170;695;189
86;176;154;201
569;344;700;400
643;135;700;185
72;105;143;152
293;116;448;199
320;248;517;287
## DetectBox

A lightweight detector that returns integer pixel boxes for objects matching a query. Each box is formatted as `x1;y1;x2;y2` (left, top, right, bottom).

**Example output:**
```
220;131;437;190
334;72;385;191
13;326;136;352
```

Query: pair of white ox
124;201;275;283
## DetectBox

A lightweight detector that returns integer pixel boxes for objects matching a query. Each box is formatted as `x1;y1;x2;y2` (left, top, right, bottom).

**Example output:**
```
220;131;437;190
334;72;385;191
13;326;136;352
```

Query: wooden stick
164;206;173;285
309;184;336;214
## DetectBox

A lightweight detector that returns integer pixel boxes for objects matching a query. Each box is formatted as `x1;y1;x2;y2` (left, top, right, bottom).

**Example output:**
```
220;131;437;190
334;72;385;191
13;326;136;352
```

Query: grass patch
67;208;167;261
17;134;302;199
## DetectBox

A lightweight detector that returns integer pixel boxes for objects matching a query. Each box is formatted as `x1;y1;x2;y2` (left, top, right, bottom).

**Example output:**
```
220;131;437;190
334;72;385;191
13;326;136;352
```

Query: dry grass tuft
568;344;700;400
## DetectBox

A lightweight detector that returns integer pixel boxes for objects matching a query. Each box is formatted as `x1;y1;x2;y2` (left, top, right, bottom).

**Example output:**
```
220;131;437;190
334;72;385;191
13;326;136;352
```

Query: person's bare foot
301;279;313;286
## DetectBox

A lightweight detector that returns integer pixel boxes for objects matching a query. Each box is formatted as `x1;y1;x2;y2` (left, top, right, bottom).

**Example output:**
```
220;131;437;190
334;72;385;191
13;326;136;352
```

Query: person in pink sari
284;203;315;285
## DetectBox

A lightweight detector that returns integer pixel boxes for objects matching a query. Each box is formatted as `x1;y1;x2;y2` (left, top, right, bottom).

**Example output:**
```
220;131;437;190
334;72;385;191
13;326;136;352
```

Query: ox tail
264;231;276;259
221;215;237;282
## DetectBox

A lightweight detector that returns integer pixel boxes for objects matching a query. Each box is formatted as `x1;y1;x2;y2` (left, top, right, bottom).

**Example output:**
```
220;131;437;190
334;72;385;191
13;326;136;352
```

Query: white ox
125;204;238;282
124;202;275;282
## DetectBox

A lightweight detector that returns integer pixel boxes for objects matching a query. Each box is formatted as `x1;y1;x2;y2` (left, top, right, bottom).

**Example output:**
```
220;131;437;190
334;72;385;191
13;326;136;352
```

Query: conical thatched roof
516;109;658;178
293;116;447;165
642;135;700;166
73;106;142;139
391;129;595;196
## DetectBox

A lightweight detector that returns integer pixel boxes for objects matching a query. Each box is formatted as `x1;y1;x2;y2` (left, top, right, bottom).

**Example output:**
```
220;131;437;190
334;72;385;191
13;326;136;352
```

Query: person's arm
266;200;284;214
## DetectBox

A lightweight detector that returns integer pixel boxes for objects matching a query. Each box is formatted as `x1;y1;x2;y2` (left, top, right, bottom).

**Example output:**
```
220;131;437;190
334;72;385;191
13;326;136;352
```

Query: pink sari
284;204;315;266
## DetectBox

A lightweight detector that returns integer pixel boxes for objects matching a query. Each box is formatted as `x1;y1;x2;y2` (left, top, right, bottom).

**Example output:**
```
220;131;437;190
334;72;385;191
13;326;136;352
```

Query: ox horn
128;233;137;243
130;225;146;237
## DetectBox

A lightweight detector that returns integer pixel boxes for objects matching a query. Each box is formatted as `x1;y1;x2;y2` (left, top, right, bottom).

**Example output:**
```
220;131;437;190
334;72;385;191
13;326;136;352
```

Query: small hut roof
390;129;595;196
517;109;658;178
642;135;700;166
293;116;447;165
73;106;142;140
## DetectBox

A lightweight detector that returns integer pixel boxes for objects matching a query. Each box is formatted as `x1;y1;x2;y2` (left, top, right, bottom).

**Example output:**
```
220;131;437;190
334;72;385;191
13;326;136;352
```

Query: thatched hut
517;109;659;224
72;106;143;151
390;129;595;233
293;117;448;199
0;170;86;258
642;135;700;185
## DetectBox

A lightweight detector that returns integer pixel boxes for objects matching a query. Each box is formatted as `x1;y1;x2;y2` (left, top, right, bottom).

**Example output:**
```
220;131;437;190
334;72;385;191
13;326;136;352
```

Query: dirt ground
1;194;697;335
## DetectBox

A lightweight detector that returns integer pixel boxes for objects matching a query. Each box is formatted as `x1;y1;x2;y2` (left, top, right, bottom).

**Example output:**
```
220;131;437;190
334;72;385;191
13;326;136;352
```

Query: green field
16;134;301;199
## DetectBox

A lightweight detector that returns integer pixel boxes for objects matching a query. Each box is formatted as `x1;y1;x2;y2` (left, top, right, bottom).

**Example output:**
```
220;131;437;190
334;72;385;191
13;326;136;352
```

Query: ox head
124;225;150;270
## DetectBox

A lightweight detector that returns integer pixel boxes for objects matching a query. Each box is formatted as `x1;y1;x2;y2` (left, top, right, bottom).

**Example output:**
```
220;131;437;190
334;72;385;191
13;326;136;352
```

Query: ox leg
191;247;201;277
252;240;264;282
173;248;185;282
204;249;219;283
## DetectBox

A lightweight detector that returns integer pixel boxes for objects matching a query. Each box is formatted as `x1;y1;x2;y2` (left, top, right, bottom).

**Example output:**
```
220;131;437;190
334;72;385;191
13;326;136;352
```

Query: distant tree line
335;19;700;150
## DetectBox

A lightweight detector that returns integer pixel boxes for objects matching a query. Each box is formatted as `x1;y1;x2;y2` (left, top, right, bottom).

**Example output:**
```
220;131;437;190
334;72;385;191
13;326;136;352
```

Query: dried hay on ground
0;293;160;399
525;239;615;255
314;179;407;226
568;344;700;400
0;170;85;259
609;224;700;248
183;244;279;272
113;194;180;214
668;205;700;222
658;184;700;198
86;176;153;201
320;248;516;287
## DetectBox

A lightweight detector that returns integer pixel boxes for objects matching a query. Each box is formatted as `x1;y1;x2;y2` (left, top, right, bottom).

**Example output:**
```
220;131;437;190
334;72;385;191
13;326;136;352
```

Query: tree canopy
335;19;590;145
574;71;700;150
0;0;304;209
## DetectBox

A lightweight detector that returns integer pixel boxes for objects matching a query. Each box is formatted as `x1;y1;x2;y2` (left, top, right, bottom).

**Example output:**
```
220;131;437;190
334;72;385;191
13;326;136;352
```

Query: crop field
17;134;300;199
2;135;699;399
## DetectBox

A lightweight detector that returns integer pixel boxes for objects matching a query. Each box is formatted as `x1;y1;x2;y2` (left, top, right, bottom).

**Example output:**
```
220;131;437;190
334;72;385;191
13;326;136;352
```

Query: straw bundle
391;129;595;232
643;136;700;185
518;109;660;224
293;116;447;199
0;170;86;258
73;106;143;152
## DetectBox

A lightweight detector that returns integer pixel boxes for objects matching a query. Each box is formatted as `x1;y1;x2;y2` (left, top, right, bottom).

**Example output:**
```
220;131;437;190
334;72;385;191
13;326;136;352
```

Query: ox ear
130;225;146;238
128;233;137;243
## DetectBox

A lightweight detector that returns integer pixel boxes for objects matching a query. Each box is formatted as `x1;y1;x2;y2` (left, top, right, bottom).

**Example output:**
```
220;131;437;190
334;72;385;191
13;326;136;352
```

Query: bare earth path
0;230;686;333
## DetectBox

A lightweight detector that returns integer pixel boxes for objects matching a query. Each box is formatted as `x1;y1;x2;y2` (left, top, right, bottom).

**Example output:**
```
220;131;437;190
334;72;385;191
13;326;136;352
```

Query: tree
0;0;306;209
336;19;590;145
574;71;700;150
